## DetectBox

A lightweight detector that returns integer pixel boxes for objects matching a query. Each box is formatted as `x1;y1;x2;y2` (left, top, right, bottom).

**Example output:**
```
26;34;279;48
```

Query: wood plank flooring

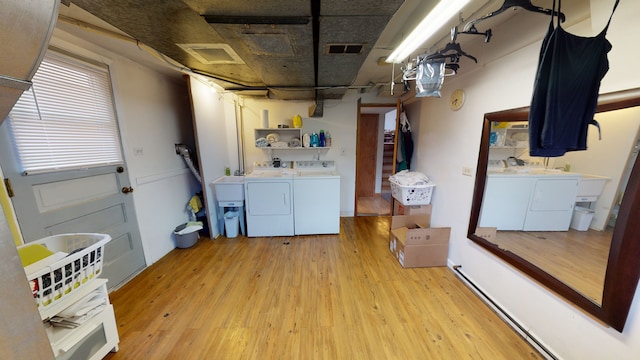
490;228;612;304
105;217;541;359
356;195;391;216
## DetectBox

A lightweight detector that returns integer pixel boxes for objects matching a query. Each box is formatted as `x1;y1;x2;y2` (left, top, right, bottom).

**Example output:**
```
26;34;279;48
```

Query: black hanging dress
529;0;620;157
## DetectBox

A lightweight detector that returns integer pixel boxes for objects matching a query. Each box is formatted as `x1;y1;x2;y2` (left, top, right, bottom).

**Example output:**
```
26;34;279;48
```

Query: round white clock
450;89;465;111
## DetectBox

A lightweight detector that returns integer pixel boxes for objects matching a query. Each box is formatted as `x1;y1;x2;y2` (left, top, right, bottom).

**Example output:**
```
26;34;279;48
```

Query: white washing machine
293;160;341;235
244;162;296;237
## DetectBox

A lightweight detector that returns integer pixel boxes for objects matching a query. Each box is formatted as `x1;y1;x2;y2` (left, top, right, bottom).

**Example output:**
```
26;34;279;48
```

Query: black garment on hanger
528;0;620;157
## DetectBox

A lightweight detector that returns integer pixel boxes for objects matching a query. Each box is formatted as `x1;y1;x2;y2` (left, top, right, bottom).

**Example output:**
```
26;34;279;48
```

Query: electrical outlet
134;147;144;156
462;166;473;176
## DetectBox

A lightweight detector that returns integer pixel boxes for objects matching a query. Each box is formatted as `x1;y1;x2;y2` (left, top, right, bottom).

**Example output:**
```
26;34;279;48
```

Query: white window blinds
7;51;123;174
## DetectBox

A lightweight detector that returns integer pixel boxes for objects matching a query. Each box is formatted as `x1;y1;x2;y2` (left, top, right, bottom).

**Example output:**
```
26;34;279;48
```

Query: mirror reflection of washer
293;161;341;235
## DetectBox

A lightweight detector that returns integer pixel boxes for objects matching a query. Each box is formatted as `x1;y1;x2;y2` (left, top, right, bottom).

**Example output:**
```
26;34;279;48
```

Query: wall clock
449;89;465;111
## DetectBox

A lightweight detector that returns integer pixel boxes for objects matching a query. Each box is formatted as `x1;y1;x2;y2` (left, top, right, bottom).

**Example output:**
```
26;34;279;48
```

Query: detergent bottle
293;114;302;128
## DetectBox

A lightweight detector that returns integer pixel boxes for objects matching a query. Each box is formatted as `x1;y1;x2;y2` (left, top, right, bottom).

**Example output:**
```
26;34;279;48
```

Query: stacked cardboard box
393;202;432;216
389;208;451;268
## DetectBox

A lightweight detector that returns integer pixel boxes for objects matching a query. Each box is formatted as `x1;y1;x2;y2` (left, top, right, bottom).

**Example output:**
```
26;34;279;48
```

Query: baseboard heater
452;265;558;360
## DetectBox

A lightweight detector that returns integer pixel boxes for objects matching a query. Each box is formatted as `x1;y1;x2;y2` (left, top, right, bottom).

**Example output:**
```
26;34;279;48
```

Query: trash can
224;211;240;238
174;221;203;248
570;206;595;231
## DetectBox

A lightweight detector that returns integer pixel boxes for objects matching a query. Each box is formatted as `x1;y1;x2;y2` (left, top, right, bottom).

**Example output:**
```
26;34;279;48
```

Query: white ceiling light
386;0;470;64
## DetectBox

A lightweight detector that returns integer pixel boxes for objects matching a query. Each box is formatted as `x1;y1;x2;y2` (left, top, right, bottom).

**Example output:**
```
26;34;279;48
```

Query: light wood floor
356;194;391;216
490;228;612;304
104;217;540;359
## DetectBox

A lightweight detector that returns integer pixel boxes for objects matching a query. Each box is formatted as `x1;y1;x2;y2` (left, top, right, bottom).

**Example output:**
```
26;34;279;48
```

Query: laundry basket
389;178;435;205
17;233;110;314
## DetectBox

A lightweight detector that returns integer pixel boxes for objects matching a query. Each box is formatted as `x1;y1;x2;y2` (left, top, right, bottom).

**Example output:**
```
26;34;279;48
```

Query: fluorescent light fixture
386;0;470;63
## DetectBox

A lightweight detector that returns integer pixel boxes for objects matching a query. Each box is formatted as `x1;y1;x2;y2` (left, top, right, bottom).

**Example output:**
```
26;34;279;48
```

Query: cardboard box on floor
393;202;432;216
389;212;451;268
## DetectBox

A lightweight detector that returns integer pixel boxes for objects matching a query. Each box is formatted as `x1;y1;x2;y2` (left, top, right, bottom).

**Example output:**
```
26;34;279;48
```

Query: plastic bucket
175;232;199;248
224;211;240;238
174;222;202;248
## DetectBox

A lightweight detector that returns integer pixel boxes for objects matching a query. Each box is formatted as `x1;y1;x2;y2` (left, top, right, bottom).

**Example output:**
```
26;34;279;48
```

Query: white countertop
487;168;582;177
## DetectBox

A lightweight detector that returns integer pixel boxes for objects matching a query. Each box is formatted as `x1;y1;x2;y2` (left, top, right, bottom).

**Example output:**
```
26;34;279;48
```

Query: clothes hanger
445;63;460;75
420;27;478;65
463;0;566;31
425;41;478;64
458;24;492;43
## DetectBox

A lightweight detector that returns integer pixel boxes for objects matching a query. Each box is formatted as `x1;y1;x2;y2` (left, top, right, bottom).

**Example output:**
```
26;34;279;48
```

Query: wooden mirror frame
467;88;640;332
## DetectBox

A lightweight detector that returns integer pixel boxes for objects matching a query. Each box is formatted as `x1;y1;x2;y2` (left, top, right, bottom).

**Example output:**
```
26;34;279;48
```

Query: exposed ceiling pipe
234;99;246;175
309;0;323;117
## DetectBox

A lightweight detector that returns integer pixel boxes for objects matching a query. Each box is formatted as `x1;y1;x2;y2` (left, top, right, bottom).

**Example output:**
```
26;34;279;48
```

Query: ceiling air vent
326;44;364;55
176;43;245;65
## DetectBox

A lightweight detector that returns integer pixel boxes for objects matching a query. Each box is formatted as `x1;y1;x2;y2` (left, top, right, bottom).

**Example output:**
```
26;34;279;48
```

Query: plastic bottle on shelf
293;114;302;128
310;133;319;147
319;129;325;147
325;131;331;147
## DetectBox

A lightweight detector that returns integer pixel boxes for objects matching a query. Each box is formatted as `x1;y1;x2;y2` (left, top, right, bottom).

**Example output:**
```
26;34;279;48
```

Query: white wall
188;78;237;237
405;0;640;358
562;107;640;230
48;29;198;266
238;95;360;216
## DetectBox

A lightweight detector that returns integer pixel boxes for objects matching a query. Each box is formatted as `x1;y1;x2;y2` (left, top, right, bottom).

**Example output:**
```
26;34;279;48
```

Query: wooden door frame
354;99;401;216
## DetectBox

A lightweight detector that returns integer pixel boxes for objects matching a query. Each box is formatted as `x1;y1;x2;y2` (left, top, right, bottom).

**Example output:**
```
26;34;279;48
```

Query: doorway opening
355;102;400;216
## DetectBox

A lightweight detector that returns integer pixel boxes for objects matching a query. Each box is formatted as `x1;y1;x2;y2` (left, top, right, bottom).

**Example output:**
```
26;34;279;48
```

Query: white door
0;123;146;289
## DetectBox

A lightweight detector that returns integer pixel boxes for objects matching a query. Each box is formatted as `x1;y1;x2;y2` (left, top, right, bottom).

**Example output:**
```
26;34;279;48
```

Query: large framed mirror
468;88;640;332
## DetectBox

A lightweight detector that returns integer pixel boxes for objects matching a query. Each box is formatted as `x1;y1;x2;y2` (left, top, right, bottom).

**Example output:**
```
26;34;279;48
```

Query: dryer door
245;180;294;237
246;181;292;215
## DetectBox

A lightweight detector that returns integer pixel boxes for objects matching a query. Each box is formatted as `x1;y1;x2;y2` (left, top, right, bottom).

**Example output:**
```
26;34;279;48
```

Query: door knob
121;186;134;194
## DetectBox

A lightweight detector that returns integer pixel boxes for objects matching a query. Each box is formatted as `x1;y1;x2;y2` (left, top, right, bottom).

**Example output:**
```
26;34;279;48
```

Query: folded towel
389;170;431;186
288;137;301;147
266;133;280;144
188;195;202;213
271;141;289;148
255;137;269;147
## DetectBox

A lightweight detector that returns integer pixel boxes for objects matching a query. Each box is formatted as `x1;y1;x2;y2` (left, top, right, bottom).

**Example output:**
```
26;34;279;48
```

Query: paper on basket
23;252;68;276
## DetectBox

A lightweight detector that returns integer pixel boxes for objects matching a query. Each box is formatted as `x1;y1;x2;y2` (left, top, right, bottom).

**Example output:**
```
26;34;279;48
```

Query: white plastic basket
389;178;435;205
18;233;110;314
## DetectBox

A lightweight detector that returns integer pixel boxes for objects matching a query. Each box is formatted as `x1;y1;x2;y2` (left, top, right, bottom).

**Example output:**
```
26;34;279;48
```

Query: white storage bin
570;206;595;231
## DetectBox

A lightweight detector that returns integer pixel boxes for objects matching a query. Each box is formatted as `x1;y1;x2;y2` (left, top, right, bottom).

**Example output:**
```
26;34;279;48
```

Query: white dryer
293;161;341;235
244;162;296;237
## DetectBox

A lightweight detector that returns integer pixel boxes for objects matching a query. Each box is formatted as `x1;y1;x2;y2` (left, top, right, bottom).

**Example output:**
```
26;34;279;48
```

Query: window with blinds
7;50;123;174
